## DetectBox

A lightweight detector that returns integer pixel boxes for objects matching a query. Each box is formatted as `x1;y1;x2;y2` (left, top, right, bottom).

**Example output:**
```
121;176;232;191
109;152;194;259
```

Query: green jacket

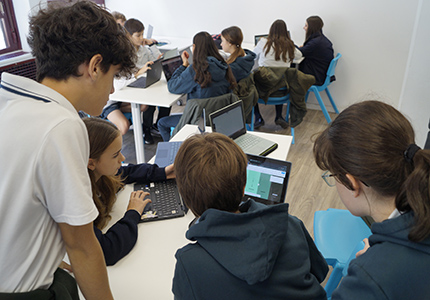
254;67;315;127
233;74;259;124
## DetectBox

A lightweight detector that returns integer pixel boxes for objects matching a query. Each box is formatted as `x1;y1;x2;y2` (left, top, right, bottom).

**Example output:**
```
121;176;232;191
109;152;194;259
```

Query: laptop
161;55;183;81
179;45;193;64
154;109;206;167
162;48;179;60
146;24;154;39
254;34;268;46
209;101;278;156
134;180;187;222
243;154;292;205
127;58;162;88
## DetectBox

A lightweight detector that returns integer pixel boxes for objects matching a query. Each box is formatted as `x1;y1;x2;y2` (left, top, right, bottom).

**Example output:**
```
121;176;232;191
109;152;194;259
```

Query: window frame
0;0;21;55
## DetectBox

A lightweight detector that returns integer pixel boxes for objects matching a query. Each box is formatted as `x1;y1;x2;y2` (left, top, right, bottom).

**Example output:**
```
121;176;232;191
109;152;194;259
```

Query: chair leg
312;87;332;123
305;90;310;103
247;107;255;131
286;101;295;144
325;88;339;114
291;127;295;145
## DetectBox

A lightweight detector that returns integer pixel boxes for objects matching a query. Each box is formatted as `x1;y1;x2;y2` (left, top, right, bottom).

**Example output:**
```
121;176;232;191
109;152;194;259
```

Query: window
0;0;21;55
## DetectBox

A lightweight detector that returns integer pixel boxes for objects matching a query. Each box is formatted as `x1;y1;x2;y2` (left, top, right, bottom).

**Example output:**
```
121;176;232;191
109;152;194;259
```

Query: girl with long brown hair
253;19;302;129
314;100;430;299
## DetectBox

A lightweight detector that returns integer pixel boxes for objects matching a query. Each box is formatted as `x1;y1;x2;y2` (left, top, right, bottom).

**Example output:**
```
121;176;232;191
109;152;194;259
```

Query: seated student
172;133;328;300
101;18;161;143
112;11;126;26
220;26;256;82
313;101;430;300
253;19;303;129
157;32;236;141
81;118;175;266
298;16;334;86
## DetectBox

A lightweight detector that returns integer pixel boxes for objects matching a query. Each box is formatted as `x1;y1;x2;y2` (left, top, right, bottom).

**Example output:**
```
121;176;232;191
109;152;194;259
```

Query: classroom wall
14;0;429;145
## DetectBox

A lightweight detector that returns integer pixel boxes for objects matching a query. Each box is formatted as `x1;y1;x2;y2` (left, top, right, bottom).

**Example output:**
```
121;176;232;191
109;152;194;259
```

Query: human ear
345;174;361;198
87;54;104;80
88;158;97;171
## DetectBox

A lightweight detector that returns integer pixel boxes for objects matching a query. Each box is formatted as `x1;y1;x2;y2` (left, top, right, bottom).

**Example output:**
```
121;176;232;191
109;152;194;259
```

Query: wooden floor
121;102;345;236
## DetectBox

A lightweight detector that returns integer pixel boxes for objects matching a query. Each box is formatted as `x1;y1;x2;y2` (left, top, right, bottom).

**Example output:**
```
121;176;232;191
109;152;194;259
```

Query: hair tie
404;144;421;164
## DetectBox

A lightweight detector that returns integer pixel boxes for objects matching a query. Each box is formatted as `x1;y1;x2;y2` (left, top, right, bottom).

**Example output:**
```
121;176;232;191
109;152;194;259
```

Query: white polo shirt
0;73;98;292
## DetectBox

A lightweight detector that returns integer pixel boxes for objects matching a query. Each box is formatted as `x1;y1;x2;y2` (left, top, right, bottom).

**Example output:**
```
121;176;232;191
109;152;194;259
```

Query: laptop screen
161;55;183;81
244;154;291;205
209;101;246;139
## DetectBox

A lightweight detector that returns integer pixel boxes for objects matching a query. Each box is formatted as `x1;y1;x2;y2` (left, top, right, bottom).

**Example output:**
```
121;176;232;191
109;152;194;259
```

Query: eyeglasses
321;171;337;187
321;171;370;188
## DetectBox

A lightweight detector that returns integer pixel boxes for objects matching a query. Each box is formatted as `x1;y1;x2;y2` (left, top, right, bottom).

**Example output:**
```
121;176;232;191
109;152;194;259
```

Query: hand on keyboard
127;190;151;215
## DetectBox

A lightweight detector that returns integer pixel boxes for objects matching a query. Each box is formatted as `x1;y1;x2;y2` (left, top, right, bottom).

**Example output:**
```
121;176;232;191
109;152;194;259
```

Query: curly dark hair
27;1;136;82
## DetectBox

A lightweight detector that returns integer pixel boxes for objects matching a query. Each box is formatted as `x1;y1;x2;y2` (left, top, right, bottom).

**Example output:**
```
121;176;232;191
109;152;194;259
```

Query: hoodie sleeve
172;250;196;300
94;210;141;266
118;163;166;185
167;65;198;95
331;261;388;300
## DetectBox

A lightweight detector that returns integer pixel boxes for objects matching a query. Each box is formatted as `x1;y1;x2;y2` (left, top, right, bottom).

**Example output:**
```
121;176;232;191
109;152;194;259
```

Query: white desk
103;125;292;300
110;75;183;164
154;36;193;52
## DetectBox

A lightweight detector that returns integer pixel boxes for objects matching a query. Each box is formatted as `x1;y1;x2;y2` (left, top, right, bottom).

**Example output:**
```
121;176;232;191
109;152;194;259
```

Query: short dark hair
174;133;247;216
28;1;136;82
124;18;144;36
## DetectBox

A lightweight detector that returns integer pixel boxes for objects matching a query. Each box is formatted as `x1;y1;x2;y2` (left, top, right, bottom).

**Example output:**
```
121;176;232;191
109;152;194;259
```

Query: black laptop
161;55;183;81
127;58;162;88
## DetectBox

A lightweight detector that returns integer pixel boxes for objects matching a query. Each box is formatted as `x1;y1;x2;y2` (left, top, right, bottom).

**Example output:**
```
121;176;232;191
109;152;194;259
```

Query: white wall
13;0;429;144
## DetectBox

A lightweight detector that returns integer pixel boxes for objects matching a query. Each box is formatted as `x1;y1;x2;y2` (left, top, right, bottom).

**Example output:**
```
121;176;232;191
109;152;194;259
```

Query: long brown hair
305;16;324;42
264;19;295;63
83;118;125;229
192;31;236;89
221;26;245;64
314;101;430;242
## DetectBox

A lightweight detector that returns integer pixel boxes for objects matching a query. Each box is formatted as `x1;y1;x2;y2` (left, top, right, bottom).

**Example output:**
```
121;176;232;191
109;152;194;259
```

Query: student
313;100;430;299
253;19;303;129
82;118;174;266
298;16;334;86
172;133;328;300
100;18;161;143
112;11;126;26
0;2;135;299
220;26;256;82
157;31;236;141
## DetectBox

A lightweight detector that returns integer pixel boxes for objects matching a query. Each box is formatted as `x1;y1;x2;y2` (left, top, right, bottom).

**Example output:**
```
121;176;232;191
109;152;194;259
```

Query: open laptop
127;58;162;88
243;154;292;205
179;45;193;64
146;24;154;39
254;34;268;46
162;48;179;60
161;55;183;81
134;179;187;222
209;101;278;156
154;109;206;167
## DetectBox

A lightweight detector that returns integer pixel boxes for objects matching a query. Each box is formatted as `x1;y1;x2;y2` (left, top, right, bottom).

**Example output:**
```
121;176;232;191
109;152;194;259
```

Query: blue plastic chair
305;53;342;124
248;88;295;144
313;208;371;299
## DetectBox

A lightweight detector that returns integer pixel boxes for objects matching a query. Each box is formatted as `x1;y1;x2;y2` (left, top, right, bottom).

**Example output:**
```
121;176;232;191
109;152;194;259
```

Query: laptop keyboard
134;180;186;222
168;142;182;165
235;134;261;151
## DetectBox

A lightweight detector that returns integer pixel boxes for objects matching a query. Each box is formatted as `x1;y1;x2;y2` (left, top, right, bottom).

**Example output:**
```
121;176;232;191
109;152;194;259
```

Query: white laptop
209;101;278;156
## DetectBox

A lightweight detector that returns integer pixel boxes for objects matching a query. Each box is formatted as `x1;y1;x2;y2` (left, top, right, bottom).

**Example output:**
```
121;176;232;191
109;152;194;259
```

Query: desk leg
131;103;145;163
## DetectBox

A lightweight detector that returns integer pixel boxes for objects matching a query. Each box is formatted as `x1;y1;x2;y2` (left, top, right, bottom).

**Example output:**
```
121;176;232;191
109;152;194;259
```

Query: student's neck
41;77;81;112
369;195;397;223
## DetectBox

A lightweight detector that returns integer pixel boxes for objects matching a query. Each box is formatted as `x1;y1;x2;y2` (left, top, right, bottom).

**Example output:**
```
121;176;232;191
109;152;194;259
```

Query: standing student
157;31;236;141
172;133;328;300
0;2;135;299
314;100;430;300
220;26;256;82
82;118;174;266
100;18;162;144
298;16;334;86
253;19;303;129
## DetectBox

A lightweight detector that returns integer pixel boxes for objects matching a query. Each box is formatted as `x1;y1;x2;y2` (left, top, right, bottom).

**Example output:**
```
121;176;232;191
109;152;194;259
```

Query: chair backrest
321;53;342;87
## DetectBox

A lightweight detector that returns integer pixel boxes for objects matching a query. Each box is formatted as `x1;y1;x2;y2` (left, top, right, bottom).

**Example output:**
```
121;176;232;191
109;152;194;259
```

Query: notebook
127;58;162;88
134;180;187;222
243;154;292;205
209;101;278;156
161;55;183;81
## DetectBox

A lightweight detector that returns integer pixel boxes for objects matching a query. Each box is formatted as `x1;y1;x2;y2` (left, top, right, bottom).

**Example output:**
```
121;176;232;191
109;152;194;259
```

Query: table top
110;74;182;108
104;125;292;300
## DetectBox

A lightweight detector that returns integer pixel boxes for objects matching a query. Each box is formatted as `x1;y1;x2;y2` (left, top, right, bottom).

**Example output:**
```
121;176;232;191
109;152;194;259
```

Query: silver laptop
127;58;162;88
209;101;278;156
179;45;193;64
146;24;154;39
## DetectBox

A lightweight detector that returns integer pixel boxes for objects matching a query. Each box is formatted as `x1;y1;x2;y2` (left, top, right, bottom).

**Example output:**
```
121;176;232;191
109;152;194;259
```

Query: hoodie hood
206;56;229;83
230;49;256;82
369;211;430;254
186;200;289;285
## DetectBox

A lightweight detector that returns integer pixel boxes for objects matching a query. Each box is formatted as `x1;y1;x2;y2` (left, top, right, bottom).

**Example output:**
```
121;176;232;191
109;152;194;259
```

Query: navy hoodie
172;200;328;300
229;49;256;82
332;211;430;300
167;56;231;99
